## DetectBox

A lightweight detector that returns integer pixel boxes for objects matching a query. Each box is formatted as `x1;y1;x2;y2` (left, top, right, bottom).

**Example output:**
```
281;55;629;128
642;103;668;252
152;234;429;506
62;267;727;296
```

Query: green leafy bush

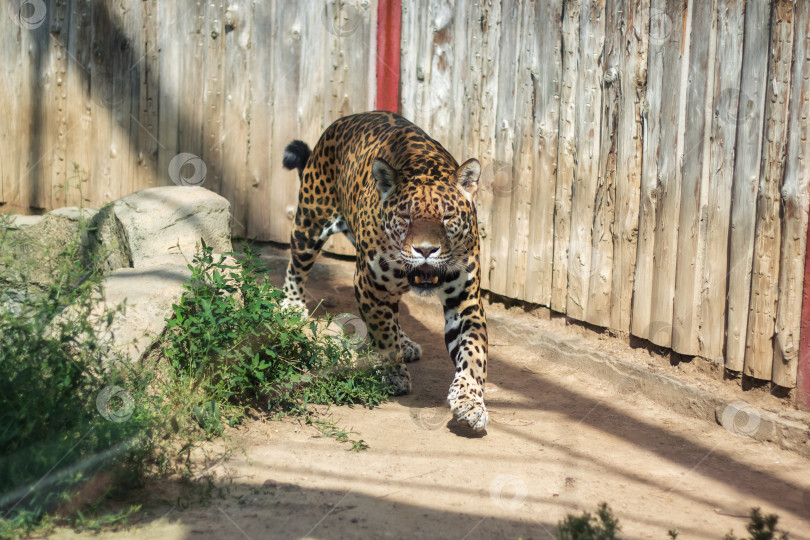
558;503;621;540
161;242;397;432
0;212;158;536
724;508;789;540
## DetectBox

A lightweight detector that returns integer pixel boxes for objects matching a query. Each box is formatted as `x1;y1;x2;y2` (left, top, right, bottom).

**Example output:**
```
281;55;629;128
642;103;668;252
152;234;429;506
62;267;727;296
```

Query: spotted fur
282;112;488;431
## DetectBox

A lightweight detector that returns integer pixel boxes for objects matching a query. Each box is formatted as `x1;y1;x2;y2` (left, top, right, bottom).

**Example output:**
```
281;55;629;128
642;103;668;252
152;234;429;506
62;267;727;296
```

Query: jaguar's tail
282;140;311;178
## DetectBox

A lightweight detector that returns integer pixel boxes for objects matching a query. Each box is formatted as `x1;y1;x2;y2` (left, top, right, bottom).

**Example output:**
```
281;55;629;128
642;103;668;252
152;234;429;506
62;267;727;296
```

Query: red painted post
376;0;401;113
798;213;810;410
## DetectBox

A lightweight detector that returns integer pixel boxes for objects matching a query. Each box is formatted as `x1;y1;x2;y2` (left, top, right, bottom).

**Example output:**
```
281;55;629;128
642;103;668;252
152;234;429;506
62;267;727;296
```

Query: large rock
2;186;235;363
95;187;233;362
100;186;232;269
1;207;99;288
96;263;194;364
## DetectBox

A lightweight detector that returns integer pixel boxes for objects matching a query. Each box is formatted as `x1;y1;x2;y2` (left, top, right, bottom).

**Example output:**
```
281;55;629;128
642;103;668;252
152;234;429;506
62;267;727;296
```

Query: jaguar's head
374;157;481;296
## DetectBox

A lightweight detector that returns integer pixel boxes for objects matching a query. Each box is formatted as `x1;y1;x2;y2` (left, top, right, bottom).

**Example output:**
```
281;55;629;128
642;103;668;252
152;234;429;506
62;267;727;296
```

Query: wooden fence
399;0;810;391
1;0;809;392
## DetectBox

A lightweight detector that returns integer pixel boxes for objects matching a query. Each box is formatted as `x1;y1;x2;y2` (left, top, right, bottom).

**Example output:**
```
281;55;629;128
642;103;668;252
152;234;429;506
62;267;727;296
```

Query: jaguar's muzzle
407;264;445;292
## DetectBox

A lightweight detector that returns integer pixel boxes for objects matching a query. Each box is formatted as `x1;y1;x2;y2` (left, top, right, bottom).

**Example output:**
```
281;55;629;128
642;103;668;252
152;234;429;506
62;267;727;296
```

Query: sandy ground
51;247;810;540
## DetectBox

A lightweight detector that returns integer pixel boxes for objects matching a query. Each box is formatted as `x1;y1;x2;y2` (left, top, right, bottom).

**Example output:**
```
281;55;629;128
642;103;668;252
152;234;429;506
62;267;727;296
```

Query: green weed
161;241;397;434
0;204;159;537
558;503;620;540
724;508;789;540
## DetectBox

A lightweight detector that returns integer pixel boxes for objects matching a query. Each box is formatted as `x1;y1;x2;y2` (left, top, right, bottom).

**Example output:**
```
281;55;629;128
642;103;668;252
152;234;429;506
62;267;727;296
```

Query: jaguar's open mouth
407;264;445;292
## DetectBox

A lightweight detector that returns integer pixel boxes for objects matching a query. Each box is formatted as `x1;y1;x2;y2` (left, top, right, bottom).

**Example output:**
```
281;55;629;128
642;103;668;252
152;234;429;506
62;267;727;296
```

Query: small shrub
161;242;397;434
724;508;788;540
557;503;620;540
0;209;159;537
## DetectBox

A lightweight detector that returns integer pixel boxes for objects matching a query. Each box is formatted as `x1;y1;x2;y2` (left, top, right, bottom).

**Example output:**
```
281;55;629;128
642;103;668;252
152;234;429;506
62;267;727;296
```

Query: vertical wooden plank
202;0;226;196
64;0;93;207
246;0;278;239
504;0;535;300
609;0;648;331
178;0;206;170
1;3;25;209
90;1;115;208
700;0;746;360
745;0;795;381
631;0;666;340
28;1;65;211
551;0;581;313
341;0;374;116
458;0;484;228
672;0;716;354
523;0;562;307
424;0;453;145
267;0;301;242
48;0;70;208
157;0;180;186
566;0;604;321
586;0;621;328
725;0;771;372
399;0;421;122
474;0;501;292
773;0;810;388
489;0;520;297
444;0;468;161
411;0;434;129
221;0;252;238
297;0;326;171
136;0;160;190
646;0;689;348
109;1;139;201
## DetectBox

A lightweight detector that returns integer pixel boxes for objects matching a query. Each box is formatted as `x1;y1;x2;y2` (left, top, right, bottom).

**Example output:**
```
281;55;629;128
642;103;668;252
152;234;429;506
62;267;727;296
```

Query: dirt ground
52;246;810;540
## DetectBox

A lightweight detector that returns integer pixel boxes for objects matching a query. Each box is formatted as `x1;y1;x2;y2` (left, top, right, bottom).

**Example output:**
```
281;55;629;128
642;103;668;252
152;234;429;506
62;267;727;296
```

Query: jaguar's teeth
414;276;422;284
431;276;439;284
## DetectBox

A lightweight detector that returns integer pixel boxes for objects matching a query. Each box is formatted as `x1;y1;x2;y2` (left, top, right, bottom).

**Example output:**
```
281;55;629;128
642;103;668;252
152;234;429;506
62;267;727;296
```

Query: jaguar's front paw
400;334;422;363
447;378;488;431
383;363;412;396
280;297;309;318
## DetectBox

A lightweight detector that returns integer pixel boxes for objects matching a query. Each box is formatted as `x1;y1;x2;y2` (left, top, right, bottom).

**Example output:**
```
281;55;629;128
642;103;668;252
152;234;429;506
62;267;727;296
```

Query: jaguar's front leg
353;264;411;395
439;269;488;431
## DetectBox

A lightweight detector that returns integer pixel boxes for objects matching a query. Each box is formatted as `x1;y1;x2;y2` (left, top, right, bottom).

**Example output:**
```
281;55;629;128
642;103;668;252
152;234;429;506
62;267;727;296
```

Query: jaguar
281;111;488;430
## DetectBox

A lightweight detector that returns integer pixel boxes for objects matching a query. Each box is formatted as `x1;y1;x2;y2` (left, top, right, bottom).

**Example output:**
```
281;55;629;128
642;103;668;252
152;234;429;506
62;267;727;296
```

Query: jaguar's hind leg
283;209;348;316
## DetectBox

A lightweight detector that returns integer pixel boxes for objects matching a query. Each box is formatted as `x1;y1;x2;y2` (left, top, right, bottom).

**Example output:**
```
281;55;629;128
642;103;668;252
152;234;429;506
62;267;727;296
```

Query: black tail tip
283;140;311;173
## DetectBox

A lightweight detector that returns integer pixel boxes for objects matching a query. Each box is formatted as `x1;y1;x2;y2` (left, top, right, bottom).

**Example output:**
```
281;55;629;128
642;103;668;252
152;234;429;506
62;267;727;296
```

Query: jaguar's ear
372;158;398;200
455;158;481;200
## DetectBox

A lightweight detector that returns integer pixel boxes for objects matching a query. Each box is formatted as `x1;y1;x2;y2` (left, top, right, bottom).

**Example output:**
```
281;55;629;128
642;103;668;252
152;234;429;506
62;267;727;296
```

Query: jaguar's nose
412;245;439;259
